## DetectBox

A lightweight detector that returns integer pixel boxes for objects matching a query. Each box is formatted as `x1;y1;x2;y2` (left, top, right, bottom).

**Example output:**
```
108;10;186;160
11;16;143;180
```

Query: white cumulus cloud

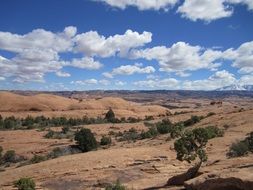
130;42;222;75
94;0;178;10
134;78;179;89
103;64;155;78
56;71;71;77
177;0;253;22
74;29;152;57
182;70;237;90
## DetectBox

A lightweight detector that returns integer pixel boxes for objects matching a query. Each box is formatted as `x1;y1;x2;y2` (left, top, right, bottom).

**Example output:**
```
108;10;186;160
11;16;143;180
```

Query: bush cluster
0;109;143;131
140;127;158;139
117;128;140;142
0;115;106;130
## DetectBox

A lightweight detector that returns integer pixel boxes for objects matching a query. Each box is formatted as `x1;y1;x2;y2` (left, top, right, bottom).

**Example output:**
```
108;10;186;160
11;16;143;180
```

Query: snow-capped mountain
216;85;253;91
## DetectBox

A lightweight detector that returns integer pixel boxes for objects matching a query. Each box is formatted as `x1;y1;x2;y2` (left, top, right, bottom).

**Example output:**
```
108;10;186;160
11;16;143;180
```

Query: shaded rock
184;167;253;190
167;162;201;186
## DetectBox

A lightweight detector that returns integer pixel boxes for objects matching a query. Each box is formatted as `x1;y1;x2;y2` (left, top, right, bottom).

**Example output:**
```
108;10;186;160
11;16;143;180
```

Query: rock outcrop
184;167;253;190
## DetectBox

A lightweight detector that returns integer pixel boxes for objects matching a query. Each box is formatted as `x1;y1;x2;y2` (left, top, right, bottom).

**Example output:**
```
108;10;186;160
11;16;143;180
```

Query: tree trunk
167;161;202;186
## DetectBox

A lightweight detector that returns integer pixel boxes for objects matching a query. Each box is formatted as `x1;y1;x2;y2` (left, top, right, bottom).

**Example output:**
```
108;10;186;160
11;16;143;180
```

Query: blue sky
0;0;253;90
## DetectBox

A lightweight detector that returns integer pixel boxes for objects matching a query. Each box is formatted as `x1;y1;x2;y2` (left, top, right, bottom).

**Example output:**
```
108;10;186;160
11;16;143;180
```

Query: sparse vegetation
15;177;35;190
62;126;70;134
100;136;112;146
74;128;98;152
44;128;74;139
228;141;249;157
228;132;253;157
206;112;216;117
105;180;127;190
0;113;144;131
140;127;158;139
117;128;139;142
127;117;141;123
144;115;154;121
3;150;17;163
183;115;204;127
30;155;47;164
47;147;64;158
205;126;224;139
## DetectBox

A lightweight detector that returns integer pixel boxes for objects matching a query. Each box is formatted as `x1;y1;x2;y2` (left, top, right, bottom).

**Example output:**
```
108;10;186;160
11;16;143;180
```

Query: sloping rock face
167;162;201;186
184;167;253;190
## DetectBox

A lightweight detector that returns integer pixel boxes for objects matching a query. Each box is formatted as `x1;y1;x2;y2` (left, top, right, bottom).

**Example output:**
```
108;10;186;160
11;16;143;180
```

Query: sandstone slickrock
184;167;253;190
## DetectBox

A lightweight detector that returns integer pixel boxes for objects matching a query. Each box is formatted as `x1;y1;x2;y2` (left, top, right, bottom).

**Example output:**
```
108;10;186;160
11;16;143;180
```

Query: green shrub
174;128;209;163
100;136;112;146
156;119;172;134
74;128;98;152
140;127;158;139
15;177;35;190
205;126;224;139
47;147;63;158
62;126;70;134
144;115;154;121
157;124;171;134
170;124;184;139
44;130;55;138
105;108;116;123
3;116;19;129
245;132;253;152
183;115;203;127
0;115;3;129
105;180;126;190
117;128;139;142
127;117;141;123
30;155;47;164
22;116;35;128
228;132;253;158
228;141;249;157
3;150;16;163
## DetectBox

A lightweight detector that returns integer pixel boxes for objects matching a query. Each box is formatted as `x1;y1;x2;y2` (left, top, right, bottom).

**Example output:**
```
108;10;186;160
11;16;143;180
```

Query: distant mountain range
216;85;253;91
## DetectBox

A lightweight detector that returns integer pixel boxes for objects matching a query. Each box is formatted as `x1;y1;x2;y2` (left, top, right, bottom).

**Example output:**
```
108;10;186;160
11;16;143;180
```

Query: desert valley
1;0;253;189
0;90;253;190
